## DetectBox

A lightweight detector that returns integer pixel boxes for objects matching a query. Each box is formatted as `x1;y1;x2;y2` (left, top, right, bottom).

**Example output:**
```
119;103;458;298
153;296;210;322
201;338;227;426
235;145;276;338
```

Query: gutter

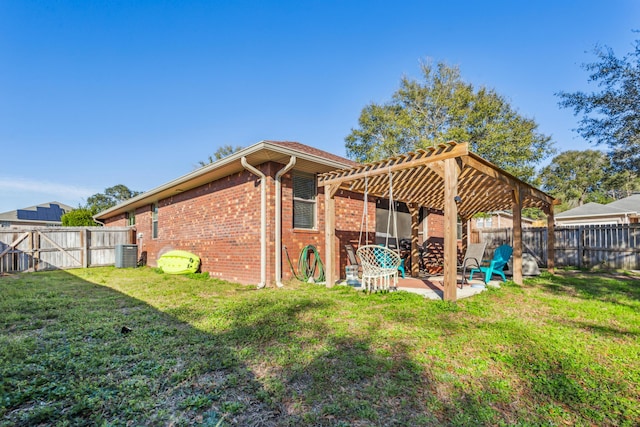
275;156;296;287
556;211;634;220
241;157;267;289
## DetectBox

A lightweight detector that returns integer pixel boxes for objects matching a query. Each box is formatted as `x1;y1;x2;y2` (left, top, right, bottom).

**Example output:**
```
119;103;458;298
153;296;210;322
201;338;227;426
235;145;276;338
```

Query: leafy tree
85;184;142;214
603;169;640;199
539;150;612;209
61;208;98;226
557;36;640;172
346;60;554;183
522;207;546;220
198;145;244;167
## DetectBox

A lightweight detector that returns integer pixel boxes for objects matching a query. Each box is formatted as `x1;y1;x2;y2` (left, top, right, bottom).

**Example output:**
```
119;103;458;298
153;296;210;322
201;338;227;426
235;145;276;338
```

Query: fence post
578;226;584;269
32;230;40;272
28;231;34;272
82;228;89;268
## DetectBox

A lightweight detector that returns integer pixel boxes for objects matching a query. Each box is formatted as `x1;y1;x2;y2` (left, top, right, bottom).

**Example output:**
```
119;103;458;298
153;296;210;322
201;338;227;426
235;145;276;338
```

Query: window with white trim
152;203;158;239
293;172;316;229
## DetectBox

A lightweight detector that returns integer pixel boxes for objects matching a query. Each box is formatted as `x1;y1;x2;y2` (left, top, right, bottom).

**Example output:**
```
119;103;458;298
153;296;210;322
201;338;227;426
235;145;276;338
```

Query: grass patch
1;267;638;426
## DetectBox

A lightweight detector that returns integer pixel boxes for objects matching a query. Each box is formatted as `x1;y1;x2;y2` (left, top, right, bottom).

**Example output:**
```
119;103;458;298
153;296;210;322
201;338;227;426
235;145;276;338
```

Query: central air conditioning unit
115;244;138;268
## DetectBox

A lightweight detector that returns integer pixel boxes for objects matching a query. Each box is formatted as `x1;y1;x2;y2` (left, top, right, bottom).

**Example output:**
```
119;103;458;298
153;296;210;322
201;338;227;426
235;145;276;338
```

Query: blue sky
1;0;638;214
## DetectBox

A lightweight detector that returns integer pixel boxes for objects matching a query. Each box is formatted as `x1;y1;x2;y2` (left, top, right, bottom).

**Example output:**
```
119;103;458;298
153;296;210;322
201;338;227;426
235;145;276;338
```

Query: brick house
470;211;537;232
96;140;556;300
554;193;640;226
95;141;396;287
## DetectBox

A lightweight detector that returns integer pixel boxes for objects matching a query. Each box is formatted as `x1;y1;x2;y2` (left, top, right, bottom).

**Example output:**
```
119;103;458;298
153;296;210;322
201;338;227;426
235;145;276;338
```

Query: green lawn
1;267;638;426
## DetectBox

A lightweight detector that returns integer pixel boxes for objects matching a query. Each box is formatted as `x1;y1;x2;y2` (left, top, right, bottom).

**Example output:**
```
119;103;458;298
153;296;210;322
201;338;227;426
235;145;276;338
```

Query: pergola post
408;203;420;277
512;186;523;285
324;184;338;287
443;158;459;301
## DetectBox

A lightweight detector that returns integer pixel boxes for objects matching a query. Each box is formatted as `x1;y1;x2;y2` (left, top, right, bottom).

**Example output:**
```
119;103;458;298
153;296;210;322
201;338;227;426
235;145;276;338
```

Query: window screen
152;203;158;239
293;173;316;229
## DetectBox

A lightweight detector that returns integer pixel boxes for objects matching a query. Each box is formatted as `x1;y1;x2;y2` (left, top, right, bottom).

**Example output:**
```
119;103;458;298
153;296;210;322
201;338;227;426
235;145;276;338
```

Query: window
293;172;316;229
127;210;136;226
476;216;492;229
152;203;158;238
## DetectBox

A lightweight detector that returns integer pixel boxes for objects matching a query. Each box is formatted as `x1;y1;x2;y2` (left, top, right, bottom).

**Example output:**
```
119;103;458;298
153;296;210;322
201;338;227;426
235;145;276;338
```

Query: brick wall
103;161;456;285
104;167;266;285
426;209;445;239
279;177;375;282
335;189;376;280
103;161;373;285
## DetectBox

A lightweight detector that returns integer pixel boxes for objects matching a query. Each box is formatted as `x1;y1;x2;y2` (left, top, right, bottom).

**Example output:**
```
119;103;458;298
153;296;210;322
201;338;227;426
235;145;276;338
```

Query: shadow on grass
483;313;638;426
532;271;640;304
3;268;637;426
1;269;281;426
564;319;639;338
1;269;443;426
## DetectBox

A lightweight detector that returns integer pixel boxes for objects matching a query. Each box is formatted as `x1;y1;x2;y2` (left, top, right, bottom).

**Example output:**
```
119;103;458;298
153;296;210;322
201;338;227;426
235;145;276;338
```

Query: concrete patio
343;274;504;300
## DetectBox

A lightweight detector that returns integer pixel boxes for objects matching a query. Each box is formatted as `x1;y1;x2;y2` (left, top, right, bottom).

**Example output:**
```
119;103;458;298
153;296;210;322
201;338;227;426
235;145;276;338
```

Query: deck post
443;158;459;301
512;186;523;284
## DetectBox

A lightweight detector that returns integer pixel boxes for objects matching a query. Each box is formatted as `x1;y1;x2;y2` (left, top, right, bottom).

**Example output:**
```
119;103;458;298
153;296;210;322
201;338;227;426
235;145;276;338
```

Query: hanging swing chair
356;170;403;292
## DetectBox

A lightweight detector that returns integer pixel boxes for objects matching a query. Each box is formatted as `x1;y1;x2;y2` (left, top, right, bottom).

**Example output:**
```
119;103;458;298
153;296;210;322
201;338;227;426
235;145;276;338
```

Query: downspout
241;157;267;289
275;156;297;287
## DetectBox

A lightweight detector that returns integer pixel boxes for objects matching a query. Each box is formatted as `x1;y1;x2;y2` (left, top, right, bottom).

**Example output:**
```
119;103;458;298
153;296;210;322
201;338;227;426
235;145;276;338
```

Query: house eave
555;211;637;220
94;140;354;220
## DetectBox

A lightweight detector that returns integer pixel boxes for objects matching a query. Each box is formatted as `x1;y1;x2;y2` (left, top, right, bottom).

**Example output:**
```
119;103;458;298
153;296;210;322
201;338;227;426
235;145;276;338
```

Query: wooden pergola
318;141;557;301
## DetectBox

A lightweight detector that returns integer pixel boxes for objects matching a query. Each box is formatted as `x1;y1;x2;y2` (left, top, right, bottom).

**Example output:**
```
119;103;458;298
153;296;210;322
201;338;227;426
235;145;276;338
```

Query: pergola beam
320;142;467;188
460;154;556;206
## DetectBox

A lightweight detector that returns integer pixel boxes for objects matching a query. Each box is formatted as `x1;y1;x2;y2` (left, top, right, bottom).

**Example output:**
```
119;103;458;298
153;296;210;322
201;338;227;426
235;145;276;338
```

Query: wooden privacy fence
478;224;640;270
0;227;134;273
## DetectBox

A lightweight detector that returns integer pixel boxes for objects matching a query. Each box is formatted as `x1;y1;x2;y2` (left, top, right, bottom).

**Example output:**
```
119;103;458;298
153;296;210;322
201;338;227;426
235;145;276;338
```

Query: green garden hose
284;244;325;283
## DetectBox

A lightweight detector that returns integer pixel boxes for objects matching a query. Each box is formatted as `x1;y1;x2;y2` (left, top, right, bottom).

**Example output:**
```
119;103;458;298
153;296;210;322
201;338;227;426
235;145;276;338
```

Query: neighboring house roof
95;140;358;220
606;193;640;211
555;194;640;221
0;202;74;225
555;202;622;218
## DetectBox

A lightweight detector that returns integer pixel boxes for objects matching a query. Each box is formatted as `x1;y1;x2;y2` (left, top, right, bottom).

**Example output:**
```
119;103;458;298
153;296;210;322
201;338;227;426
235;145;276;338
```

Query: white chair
356;245;402;292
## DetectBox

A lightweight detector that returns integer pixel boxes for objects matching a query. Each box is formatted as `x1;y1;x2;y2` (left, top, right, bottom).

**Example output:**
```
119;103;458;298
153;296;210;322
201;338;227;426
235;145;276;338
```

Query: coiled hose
284;244;325;283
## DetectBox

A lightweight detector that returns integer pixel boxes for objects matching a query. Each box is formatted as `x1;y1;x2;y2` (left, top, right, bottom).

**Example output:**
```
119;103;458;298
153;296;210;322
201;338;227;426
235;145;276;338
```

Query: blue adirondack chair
469;244;513;283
